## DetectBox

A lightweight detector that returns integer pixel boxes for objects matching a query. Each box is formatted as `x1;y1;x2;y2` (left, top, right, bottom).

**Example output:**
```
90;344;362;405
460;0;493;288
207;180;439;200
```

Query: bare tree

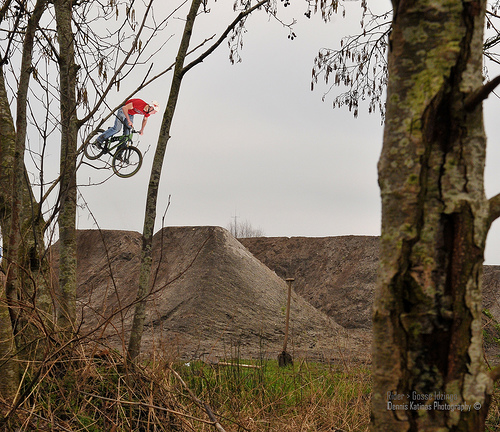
126;0;206;362
0;1;182;406
54;0;79;332
127;0;281;362
227;218;265;238
0;0;54;405
0;0;279;372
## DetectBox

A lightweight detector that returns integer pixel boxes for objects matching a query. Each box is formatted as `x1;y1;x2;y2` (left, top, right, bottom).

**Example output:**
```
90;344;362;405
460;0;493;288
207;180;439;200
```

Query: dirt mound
240;236;379;329
51;227;369;362
50;229;500;363
241;236;500;361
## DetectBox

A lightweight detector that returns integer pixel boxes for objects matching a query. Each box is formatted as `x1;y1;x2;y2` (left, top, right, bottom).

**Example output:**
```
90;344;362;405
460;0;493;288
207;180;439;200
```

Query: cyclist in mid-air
96;98;160;146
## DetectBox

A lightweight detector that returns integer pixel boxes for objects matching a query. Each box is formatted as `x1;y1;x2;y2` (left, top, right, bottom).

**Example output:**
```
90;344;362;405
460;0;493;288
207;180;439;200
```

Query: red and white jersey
125;99;151;117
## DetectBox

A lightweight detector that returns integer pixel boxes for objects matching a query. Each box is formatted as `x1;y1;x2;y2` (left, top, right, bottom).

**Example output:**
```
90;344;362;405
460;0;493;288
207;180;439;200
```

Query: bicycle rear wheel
84;140;106;160
112;145;143;178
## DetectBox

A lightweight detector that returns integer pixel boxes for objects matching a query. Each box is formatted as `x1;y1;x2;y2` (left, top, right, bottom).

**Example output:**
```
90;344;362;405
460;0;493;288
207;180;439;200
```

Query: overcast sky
75;0;500;265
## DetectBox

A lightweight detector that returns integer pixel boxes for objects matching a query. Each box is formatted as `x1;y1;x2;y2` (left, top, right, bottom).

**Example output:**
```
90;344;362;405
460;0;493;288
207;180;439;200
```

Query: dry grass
0;342;371;432
6;339;500;431
487;383;500;431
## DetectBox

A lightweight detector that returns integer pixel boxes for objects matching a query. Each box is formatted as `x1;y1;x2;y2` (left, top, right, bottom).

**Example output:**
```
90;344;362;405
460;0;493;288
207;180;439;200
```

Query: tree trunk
372;0;492;430
0;68;17;321
0;72;19;409
54;0;78;332
0;0;51;362
127;0;203;362
0;272;18;417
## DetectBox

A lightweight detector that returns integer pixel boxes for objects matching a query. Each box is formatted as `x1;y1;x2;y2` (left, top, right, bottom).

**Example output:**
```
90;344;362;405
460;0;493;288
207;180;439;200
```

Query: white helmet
150;101;160;113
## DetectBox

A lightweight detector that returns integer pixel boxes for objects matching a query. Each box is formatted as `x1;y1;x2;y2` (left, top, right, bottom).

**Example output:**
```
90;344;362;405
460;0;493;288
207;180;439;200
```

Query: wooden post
278;277;294;367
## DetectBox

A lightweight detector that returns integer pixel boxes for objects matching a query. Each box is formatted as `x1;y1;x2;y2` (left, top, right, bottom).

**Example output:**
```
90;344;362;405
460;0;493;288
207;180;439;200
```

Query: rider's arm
122;102;134;127
139;116;148;135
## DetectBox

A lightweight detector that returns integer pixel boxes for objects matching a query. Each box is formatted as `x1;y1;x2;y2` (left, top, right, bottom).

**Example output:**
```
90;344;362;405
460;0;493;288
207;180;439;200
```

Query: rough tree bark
372;0;494;430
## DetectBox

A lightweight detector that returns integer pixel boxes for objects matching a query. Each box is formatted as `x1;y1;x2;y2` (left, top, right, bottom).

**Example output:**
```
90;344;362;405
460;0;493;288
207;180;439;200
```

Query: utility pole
231;212;238;237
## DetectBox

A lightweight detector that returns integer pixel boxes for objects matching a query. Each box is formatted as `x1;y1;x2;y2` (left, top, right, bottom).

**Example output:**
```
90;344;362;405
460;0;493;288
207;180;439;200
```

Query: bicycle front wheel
84;140;106;160
112;146;143;178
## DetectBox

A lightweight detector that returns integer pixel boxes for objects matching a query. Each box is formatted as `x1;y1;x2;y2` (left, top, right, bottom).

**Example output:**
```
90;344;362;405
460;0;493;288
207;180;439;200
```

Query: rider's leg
123;114;134;136
118;114;134;152
97;109;127;143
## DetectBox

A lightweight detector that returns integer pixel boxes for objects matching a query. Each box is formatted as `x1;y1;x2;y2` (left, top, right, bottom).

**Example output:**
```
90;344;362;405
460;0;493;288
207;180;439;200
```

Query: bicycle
84;130;143;178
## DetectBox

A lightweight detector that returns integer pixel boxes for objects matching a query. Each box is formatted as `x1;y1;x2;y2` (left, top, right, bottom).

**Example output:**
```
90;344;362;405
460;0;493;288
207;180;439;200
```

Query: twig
170;367;228;432
216;361;261;369
77;0;156;127
81;392;214;425
181;0;270;76
4;407;74;432
488;192;500;227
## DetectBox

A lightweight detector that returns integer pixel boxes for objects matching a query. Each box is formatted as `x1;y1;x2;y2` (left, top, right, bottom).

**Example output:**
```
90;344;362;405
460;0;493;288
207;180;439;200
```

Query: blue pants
98;108;134;142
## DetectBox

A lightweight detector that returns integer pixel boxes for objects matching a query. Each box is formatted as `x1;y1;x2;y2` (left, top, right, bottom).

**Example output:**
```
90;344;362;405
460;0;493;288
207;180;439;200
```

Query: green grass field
176;358;371;431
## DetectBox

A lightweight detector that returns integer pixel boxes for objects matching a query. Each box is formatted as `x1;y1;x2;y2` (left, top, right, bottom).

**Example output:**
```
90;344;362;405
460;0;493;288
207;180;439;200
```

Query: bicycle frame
102;130;137;155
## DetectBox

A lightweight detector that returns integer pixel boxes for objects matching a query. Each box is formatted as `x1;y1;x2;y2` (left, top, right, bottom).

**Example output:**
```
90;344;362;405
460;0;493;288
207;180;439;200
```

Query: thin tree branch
0;0;14;24
77;0;156;127
181;0;270;76
0;0;23;65
80;392;215;425
79;13;217;147
35;2;212;224
170;367;228;432
83;32;216;140
488;192;500;226
135;33;216;90
36;25;60;62
464;74;500;111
